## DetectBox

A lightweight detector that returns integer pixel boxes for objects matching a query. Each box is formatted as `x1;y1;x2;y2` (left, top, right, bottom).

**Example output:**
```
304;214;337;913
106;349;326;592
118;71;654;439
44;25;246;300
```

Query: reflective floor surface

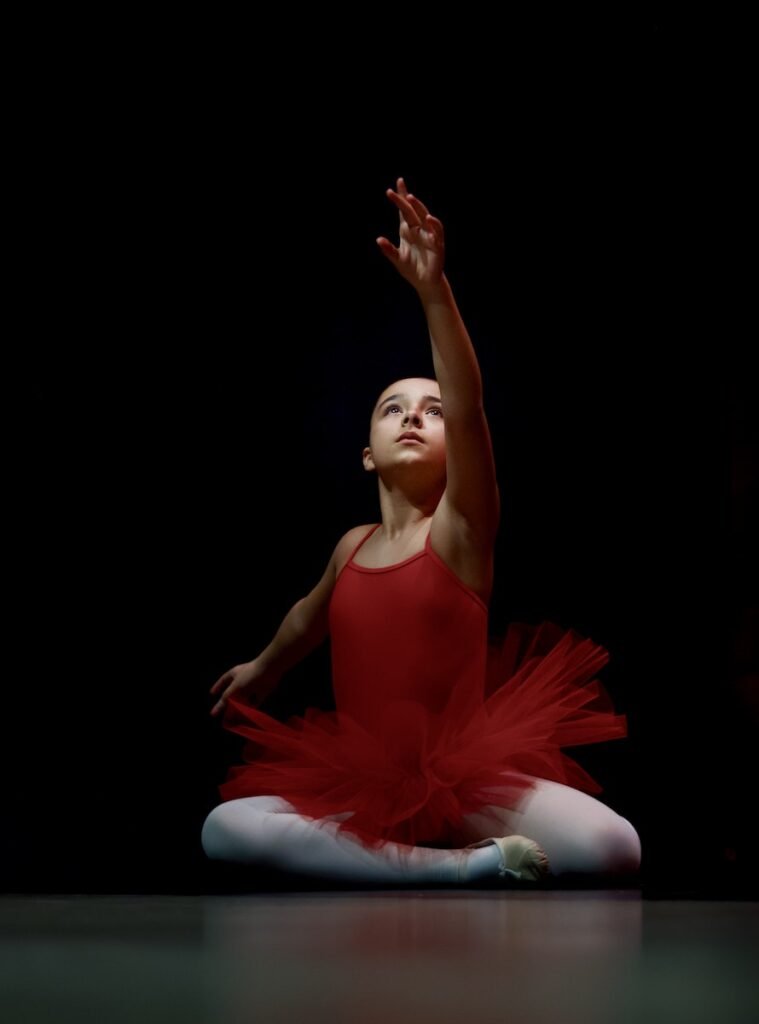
2;890;758;1023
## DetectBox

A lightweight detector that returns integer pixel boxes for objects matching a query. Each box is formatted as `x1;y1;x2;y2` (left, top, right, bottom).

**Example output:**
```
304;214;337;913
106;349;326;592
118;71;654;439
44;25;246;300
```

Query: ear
362;446;375;472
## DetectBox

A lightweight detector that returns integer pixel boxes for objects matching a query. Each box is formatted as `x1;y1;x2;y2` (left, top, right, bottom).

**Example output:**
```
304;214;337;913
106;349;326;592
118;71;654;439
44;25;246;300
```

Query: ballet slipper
464;835;551;881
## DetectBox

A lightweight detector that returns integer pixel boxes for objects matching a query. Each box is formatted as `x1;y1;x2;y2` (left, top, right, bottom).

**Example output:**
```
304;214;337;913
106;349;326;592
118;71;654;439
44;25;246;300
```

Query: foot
464;835;551;881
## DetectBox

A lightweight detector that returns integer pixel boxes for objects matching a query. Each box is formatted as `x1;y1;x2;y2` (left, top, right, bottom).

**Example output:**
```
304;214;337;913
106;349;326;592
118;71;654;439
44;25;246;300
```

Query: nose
403;409;422;427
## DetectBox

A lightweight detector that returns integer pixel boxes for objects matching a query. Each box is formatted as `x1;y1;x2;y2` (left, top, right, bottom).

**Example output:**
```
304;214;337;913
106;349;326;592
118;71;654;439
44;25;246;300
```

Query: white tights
201;771;641;884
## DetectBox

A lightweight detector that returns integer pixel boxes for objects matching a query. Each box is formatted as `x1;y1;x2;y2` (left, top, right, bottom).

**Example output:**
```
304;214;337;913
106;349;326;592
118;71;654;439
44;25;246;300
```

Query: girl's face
364;378;446;480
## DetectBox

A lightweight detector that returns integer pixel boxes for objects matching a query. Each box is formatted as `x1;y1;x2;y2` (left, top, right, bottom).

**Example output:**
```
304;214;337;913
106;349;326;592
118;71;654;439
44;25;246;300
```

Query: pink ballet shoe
464;835;551;882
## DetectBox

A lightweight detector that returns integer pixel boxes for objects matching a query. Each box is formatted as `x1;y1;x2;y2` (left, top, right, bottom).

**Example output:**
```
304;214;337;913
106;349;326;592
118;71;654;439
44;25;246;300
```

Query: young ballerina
202;178;642;885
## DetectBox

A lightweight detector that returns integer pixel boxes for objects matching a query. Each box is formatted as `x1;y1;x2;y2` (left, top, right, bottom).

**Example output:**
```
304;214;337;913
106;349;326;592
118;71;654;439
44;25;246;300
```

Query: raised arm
377;178;500;540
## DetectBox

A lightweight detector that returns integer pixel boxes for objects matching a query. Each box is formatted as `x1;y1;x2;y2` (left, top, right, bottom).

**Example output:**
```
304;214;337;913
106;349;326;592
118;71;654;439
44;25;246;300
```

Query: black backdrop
5;15;756;895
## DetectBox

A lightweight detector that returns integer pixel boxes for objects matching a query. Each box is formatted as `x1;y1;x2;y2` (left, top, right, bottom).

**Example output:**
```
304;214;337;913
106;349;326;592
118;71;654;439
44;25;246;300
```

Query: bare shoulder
301;524;376;611
296;526;377;639
429;495;496;606
333;523;378;577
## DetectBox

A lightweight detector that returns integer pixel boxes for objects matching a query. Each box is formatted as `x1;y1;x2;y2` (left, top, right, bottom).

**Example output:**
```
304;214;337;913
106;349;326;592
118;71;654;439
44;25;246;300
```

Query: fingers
376;236;399;262
406;193;431;223
396;177;410;226
389;178;432;221
210;673;229;695
210;669;235;718
424;214;445;247
210;686;234;717
210;689;261;718
386;187;421;229
386;181;442;254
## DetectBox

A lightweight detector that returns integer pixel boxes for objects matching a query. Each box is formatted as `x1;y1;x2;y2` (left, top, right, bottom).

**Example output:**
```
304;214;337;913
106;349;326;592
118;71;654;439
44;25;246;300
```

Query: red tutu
219;619;628;851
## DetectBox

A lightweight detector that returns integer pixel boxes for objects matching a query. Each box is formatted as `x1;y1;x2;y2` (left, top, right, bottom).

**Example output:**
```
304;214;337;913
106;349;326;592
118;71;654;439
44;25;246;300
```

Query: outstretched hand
376;177;445;293
209;658;280;718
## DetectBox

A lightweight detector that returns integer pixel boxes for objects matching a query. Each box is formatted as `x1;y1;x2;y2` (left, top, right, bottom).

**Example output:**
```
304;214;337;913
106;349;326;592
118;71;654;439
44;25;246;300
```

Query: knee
201;802;251;862
594;816;642;875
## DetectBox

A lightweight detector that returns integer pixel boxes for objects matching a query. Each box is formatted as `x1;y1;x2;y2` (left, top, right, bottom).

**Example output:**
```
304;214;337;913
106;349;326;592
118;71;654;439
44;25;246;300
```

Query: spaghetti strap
345;523;381;565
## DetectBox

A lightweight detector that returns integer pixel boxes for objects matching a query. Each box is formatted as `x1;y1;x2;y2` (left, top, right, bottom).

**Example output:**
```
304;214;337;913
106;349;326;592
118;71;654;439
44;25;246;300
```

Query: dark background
5;14;756;895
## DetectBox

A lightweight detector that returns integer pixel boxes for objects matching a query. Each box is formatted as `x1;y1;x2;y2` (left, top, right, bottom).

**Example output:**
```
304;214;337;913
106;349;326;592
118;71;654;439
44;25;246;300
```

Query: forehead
377;379;440;405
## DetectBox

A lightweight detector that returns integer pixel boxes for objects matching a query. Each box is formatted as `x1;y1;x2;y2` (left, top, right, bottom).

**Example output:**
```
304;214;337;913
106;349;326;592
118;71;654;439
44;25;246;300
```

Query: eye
428;407;443;416
384;404;402;414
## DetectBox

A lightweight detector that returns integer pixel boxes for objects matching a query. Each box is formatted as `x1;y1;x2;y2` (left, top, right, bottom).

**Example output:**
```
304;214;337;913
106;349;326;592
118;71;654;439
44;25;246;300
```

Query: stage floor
2;890;757;1023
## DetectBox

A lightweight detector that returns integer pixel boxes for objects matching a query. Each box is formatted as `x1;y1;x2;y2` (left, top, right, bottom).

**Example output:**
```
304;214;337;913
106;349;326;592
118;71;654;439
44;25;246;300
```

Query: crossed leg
201;773;641;884
458;770;642;877
201;795;470;884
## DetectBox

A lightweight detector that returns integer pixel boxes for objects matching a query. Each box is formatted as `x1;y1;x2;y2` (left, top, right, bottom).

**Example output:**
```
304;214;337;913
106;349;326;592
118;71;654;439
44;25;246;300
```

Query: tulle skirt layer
218;621;628;851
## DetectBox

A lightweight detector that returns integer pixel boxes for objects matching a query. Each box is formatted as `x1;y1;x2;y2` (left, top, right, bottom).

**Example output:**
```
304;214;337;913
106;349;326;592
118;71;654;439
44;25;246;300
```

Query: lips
397;432;423;443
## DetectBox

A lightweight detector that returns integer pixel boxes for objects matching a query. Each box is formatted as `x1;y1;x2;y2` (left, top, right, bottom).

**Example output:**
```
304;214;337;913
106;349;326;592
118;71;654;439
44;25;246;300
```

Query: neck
376;492;439;539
